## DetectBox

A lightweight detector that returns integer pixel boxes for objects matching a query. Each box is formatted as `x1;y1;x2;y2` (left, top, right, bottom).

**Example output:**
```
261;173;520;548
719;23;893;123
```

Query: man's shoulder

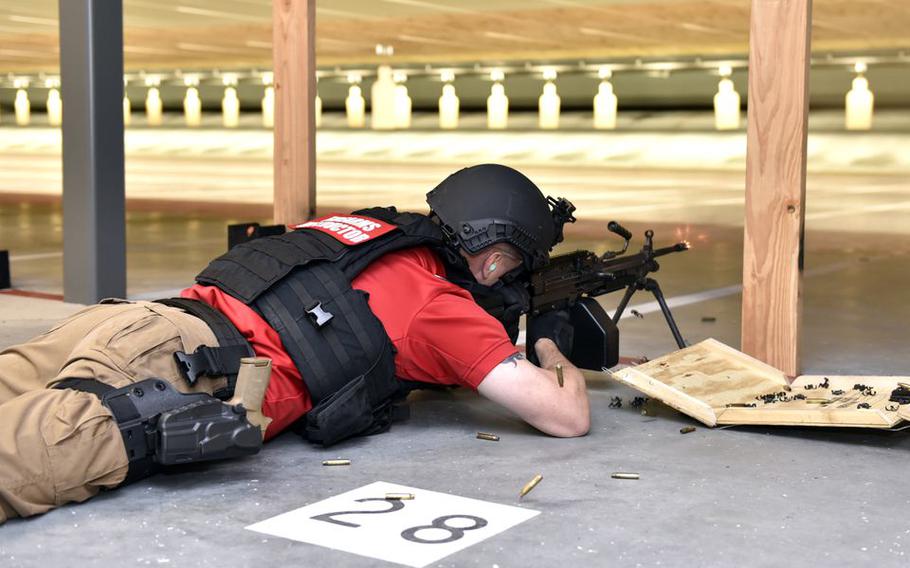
373;246;443;272
357;246;484;316
359;246;451;287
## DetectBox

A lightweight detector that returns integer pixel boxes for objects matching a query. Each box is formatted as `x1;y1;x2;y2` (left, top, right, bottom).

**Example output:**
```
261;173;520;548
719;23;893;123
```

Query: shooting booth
265;0;814;380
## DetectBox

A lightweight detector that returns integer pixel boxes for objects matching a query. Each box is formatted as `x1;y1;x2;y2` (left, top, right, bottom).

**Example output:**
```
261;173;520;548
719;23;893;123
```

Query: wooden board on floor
611;339;909;429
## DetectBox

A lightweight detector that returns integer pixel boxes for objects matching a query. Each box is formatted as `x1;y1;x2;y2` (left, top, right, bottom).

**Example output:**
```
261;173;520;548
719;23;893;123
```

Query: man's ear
482;251;501;279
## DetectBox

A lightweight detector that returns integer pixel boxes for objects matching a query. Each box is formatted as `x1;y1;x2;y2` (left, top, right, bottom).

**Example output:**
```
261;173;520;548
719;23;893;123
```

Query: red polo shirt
181;246;517;440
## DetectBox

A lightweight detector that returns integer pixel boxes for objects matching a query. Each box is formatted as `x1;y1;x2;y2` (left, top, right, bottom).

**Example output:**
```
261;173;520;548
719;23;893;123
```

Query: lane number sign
246;481;540;567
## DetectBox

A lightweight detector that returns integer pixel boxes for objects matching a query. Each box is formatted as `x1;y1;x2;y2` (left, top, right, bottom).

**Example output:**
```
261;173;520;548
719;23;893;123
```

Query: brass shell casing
519;474;543;499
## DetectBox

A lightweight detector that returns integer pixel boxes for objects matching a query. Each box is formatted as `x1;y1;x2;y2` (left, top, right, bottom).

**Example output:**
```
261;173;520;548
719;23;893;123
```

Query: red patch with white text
290;214;397;246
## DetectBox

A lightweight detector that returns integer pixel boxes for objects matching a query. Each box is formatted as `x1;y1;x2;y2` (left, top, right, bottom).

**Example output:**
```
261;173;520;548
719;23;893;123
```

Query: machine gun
527;220;689;370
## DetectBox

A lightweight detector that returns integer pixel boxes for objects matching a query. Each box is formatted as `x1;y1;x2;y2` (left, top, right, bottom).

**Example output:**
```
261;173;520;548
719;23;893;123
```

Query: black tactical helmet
426;164;575;271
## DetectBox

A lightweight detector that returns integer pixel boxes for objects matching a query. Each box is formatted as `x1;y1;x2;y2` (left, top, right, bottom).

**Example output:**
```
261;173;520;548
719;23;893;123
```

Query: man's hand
526;310;574;366
476;339;589;437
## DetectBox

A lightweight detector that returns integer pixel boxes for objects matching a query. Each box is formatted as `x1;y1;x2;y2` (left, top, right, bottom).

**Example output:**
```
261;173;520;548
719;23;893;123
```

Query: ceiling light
374;44;394;56
175;6;249;21
483;31;532;43
380;0;472;14
646;69;671;79
7;15;57;26
397;34;454;46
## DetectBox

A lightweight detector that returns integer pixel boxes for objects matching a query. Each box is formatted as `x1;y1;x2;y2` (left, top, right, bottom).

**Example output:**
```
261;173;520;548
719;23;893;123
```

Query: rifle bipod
611;277;687;349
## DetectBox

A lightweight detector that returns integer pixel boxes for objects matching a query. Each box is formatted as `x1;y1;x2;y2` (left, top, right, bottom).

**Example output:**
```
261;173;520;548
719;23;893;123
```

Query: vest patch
292;215;397;245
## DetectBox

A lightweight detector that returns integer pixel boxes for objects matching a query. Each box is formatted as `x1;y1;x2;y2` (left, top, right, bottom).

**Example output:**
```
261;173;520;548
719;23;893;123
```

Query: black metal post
59;0;126;303
0;250;10;289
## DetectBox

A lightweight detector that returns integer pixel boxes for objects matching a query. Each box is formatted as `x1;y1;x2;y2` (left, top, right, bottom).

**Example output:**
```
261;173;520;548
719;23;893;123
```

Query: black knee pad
56;378;262;484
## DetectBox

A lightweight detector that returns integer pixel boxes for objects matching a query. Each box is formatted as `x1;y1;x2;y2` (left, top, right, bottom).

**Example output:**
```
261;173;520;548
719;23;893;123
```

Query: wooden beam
741;0;813;377
272;0;316;224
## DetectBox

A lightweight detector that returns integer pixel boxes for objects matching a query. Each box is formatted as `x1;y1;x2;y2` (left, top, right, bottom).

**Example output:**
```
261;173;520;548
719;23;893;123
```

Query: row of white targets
342;66;618;131
128;73;252;128
4;78;63;126
340;63;874;131
3;63;876;131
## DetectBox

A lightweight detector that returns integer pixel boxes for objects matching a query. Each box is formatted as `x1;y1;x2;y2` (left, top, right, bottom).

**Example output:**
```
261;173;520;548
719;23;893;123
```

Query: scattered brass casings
385;493;415;500
680;426;696;434
519;474;543;499
322;459;351;466
640;400;658;417
476;432;500;442
611;472;640;480
555;364;564;388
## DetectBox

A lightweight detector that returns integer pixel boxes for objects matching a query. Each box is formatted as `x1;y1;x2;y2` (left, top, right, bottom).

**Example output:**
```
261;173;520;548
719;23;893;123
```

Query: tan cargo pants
0;300;228;524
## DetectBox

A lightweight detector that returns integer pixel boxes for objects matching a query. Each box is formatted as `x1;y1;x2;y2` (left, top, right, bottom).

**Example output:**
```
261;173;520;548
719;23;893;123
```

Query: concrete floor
3;124;910;565
2;295;910;567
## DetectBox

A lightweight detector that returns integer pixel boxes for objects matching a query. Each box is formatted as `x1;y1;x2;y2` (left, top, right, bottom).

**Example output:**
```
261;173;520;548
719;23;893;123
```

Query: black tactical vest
196;207;460;446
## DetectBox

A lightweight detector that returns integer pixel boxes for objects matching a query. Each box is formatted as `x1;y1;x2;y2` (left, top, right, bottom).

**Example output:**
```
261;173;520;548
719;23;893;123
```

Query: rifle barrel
652;242;689;257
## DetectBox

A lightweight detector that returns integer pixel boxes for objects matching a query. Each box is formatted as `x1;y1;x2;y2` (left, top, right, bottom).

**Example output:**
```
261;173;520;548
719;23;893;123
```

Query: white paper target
246;481;540;567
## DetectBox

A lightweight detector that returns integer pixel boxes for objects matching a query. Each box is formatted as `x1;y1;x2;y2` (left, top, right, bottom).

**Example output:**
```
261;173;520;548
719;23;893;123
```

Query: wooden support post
741;0;813;377
272;0;316;224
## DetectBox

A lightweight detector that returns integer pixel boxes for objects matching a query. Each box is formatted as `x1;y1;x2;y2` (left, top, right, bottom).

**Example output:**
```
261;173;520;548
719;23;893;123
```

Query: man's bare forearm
534;338;590;435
